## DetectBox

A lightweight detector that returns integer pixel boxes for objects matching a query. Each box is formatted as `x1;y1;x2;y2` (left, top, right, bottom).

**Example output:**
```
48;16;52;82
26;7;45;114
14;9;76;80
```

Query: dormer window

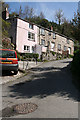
40;28;45;35
53;33;56;39
29;23;33;29
67;39;70;44
48;31;51;36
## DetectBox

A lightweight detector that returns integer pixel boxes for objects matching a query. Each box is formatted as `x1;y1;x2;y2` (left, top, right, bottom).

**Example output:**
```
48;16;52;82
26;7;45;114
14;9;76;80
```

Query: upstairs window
67;39;70;44
53;33;56;39
28;32;35;41
48;31;51;36
41;39;45;46
58;44;61;51
40;28;45;35
64;46;67;51
29;23;34;29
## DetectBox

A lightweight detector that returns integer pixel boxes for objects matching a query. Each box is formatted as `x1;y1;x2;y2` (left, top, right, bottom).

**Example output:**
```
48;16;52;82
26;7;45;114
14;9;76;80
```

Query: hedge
71;49;80;90
71;49;80;76
21;53;39;60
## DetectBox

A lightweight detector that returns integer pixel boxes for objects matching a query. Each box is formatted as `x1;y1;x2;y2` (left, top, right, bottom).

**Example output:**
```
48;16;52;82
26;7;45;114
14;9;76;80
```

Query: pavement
2;58;80;118
0;61;42;84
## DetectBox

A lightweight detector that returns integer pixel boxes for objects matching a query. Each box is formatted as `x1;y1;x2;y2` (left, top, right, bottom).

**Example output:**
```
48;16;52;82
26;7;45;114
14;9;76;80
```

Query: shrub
17;53;20;61
37;59;42;62
71;49;80;90
50;51;56;56
69;54;73;58
43;59;48;62
33;53;39;59
16;51;20;61
71;49;80;76
20;53;39;60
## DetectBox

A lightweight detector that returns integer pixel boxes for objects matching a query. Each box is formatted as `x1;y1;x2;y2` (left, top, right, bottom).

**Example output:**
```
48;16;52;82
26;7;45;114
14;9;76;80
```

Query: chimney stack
51;26;53;31
2;7;9;20
6;7;9;19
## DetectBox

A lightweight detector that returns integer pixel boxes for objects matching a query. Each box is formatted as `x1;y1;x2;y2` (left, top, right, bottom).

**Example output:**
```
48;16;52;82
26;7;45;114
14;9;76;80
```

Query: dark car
0;49;18;75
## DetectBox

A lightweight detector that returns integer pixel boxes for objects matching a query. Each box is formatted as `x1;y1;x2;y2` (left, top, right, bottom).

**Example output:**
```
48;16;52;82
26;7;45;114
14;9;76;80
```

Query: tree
2;2;9;11
72;11;80;42
2;17;11;37
55;9;64;25
24;5;34;20
23;5;29;19
29;7;34;18
9;12;18;17
38;19;51;29
19;5;23;18
39;12;45;19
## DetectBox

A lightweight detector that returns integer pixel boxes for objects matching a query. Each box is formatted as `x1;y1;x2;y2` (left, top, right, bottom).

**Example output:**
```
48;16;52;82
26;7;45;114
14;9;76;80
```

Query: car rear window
0;50;16;58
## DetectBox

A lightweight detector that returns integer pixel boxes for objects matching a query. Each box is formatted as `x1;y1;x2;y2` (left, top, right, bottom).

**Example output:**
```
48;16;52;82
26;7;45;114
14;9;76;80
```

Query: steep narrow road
2;58;79;118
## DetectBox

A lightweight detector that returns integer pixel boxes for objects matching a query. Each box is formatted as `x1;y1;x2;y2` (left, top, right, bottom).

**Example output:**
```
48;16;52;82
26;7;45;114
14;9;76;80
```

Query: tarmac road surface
2;58;79;118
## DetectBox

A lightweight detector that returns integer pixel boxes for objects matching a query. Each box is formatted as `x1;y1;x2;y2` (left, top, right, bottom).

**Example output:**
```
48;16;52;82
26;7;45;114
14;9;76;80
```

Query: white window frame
51;42;55;50
28;32;35;41
29;23;34;29
64;46;67;51
32;46;35;53
53;33;56;39
67;39;70;44
24;45;30;52
48;31;51;36
41;39;45;46
58;44;61;51
40;28;45;35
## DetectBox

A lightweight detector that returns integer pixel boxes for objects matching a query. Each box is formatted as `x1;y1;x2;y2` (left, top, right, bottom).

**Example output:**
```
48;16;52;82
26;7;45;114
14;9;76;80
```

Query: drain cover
13;103;38;114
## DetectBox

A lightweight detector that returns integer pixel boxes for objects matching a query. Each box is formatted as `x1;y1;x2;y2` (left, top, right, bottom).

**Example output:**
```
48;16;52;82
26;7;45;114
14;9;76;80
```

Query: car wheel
14;70;18;75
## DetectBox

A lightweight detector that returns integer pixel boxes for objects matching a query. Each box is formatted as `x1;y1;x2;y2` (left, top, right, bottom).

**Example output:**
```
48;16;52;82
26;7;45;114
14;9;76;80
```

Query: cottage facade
7;17;74;59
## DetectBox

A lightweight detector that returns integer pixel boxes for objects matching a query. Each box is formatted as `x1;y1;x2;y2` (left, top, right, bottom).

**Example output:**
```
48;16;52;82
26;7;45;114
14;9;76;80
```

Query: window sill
28;39;35;42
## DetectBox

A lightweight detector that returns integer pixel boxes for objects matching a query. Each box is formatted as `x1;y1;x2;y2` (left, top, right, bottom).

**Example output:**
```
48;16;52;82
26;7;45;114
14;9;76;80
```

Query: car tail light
12;58;18;64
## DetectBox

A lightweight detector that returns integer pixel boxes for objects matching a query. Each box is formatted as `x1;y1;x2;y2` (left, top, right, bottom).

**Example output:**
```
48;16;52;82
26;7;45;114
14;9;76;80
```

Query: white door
68;47;71;54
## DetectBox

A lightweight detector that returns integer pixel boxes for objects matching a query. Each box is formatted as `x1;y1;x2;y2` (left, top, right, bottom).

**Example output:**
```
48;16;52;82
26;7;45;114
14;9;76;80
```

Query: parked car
0;49;18;75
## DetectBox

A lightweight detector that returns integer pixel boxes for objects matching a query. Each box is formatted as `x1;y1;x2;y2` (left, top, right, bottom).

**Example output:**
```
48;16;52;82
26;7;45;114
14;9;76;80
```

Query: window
64;46;67;51
51;42;55;51
29;23;33;29
24;45;30;52
40;28;45;35
58;44;61;51
32;46;35;53
0;50;16;58
53;33;56;39
28;32;35;41
51;42;55;49
24;45;26;50
67;39;70;44
48;31;51;36
41;39;45;46
48;41;50;46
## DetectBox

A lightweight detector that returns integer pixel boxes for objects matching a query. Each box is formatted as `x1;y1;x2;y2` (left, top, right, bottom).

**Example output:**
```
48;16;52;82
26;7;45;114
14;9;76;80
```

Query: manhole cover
13;103;38;114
